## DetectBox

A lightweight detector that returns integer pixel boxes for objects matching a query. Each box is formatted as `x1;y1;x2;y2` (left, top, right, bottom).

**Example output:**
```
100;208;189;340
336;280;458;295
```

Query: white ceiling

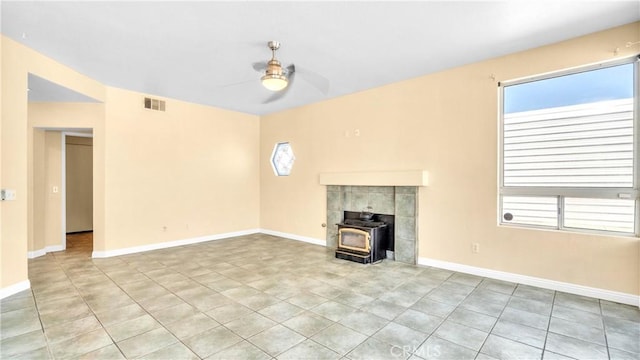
3;1;639;115
28;73;100;103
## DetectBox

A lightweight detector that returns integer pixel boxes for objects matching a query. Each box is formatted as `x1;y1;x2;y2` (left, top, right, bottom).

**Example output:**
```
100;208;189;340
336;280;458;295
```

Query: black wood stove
335;211;394;264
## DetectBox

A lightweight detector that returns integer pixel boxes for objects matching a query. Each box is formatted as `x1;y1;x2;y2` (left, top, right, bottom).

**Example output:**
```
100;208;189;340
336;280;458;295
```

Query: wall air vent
144;97;166;111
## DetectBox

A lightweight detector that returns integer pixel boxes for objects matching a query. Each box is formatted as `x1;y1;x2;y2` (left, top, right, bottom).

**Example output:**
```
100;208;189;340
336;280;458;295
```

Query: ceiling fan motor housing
265;59;284;77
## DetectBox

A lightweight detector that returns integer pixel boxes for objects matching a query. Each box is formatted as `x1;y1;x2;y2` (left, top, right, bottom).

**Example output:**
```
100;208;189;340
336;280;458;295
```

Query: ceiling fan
253;41;329;103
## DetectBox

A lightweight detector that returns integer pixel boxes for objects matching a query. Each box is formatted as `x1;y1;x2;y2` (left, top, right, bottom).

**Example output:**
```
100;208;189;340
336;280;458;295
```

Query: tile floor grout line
88;262;146;350
50;248;100;356
540;289;557;360
313;265;430;358
81;241;176;359
599;299;611;360
27;286;56;359
56;240;130;359
471;279;517;360
408;271;483;358
332;270;413;360
139;250;334;358
105;251;213;359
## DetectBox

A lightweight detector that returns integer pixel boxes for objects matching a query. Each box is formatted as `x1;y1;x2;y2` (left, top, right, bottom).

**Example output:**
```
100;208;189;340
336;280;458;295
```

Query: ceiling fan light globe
261;74;288;91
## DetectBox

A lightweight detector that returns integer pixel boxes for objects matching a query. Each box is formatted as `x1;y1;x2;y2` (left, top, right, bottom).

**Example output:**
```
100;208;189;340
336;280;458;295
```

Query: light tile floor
1;233;639;359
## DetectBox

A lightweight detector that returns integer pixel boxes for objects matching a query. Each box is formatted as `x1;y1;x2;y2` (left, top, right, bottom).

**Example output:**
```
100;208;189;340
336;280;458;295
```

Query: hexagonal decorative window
270;142;295;176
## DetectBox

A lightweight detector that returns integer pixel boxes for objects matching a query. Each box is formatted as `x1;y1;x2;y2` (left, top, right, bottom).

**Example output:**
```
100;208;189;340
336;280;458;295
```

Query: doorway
27;73;102;260
64;133;94;253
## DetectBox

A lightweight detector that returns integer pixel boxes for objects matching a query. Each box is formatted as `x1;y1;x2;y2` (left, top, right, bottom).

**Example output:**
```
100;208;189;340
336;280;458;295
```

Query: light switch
1;189;17;201
52;186;59;193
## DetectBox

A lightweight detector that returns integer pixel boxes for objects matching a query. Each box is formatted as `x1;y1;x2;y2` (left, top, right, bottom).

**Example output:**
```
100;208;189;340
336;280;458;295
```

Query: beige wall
43;131;63;247
66;136;93;233
2;36;104;290
30;129;46;253
102;87;260;251
25;86;260;255
28;103;102;254
260;22;640;295
2;37;29;290
2;35;260;292
29;130;64;252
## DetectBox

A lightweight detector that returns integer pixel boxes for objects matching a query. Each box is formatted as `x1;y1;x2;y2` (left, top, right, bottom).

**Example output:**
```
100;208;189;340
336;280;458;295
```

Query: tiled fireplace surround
326;186;418;264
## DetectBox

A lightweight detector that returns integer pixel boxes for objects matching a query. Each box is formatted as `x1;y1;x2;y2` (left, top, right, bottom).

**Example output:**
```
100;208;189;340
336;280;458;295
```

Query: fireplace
326;186;418;264
335;211;394;264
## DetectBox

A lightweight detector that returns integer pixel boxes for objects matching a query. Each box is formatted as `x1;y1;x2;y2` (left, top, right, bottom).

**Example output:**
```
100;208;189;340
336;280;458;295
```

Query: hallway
65;232;93;254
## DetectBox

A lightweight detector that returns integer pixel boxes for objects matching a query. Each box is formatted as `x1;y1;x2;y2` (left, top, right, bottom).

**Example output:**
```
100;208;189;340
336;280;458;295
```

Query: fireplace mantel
319;170;428;186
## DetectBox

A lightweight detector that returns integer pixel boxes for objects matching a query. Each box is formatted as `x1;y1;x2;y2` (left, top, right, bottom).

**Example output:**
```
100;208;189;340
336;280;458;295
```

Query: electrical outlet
472;243;480;253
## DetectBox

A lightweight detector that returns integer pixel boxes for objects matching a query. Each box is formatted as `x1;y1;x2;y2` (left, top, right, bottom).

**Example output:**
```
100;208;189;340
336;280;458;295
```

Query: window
499;57;638;236
270;142;295;176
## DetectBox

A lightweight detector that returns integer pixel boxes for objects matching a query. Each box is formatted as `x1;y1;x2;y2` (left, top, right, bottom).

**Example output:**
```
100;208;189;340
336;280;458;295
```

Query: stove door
338;228;371;253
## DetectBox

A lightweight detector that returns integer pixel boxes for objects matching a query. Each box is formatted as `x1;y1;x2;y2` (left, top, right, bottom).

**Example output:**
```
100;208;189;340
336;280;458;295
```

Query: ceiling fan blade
263;65;296;104
252;62;267;72
285;64;295;76
296;66;329;95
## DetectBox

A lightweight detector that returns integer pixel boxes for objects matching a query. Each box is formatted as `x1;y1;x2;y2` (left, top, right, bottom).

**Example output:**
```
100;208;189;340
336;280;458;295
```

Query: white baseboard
47;245;64;253
91;228;325;259
418;257;639;307
259;229;326;246
27;245;65;259
0;280;31;300
91;229;261;258
27;249;46;259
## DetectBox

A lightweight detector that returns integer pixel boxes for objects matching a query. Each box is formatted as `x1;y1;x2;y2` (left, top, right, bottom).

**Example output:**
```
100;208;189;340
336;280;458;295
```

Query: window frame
498;55;640;237
270;141;296;176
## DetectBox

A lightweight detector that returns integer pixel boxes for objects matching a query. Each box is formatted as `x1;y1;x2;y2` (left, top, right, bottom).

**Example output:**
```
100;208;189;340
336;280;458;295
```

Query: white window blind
503;99;633;188
564;197;635;233
502;196;558;227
